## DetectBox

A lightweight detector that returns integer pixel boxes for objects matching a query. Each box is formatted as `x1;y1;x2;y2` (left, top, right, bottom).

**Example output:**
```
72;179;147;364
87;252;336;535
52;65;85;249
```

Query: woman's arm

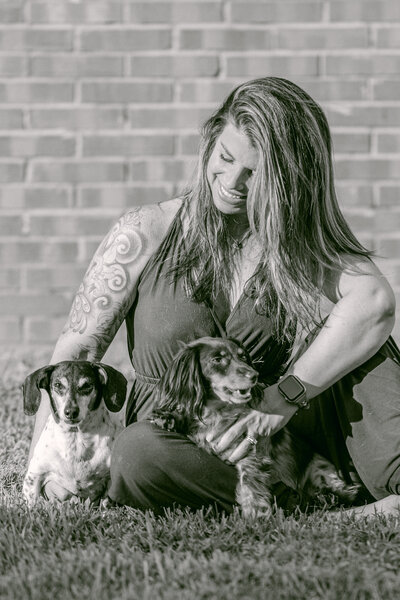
214;256;396;460
28;199;181;463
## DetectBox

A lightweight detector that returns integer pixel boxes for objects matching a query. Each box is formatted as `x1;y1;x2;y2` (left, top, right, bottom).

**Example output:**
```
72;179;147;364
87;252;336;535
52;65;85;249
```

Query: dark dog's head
154;337;260;423
23;361;127;428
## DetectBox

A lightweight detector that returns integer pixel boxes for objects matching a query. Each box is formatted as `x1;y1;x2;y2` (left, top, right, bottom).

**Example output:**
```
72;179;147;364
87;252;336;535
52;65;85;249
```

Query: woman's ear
94;363;128;412
22;365;55;416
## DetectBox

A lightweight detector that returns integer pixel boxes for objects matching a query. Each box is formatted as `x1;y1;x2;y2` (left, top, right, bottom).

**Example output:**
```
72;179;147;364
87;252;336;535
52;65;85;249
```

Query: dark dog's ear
155;346;206;420
22;365;55;416
93;363;127;412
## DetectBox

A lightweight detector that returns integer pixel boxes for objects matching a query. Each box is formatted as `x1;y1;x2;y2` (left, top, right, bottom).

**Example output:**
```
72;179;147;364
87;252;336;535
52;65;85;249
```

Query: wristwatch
277;374;309;409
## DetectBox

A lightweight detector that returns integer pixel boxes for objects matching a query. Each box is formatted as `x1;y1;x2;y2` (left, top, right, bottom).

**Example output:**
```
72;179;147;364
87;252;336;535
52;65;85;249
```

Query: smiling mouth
218;181;247;201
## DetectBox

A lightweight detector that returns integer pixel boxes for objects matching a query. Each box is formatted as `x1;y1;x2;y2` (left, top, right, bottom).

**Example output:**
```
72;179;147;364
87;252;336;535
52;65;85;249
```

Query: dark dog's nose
237;366;258;383
64;406;79;420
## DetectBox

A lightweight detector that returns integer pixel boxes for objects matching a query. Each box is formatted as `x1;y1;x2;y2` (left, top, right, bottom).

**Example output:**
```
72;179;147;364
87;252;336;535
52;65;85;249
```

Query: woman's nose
223;166;251;193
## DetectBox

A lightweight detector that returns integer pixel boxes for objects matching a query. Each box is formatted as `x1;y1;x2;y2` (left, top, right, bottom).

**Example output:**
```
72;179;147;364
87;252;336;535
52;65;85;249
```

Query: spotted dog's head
154;337;260;426
23;361;127;429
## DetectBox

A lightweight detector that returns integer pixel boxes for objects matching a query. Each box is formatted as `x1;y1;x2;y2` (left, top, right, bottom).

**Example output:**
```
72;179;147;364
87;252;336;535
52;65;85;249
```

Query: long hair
162;77;372;342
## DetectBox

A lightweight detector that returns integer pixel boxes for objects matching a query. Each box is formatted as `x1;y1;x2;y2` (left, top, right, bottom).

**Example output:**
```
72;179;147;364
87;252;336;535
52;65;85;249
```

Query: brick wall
0;0;399;364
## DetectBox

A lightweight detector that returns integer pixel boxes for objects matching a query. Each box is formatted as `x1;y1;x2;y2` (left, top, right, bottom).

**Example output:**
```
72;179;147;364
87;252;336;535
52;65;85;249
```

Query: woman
28;77;400;517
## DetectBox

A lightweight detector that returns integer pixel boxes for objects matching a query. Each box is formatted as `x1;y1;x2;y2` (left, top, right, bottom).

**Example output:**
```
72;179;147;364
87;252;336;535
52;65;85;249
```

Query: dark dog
23;361;127;506
151;337;361;517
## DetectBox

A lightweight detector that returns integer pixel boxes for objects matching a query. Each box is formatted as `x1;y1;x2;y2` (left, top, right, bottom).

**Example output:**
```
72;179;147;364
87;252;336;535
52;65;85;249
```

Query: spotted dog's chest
30;414;120;498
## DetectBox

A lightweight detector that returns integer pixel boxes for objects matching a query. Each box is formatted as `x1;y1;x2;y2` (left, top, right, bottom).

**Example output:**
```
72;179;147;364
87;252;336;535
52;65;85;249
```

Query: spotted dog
23;361;127;506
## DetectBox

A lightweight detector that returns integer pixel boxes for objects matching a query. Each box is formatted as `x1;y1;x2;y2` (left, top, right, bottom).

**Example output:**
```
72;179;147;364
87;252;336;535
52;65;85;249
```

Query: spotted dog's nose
64;405;80;420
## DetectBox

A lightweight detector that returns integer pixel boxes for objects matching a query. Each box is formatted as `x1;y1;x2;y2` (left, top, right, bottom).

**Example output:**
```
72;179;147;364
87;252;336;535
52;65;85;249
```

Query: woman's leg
108;421;238;513
289;337;400;503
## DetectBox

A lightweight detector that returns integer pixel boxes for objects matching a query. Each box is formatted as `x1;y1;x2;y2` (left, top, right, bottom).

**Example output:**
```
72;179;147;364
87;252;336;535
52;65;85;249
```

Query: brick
30;161;126;183
377;238;400;259
29;214;115;237
30;108;124;130
335;158;400;180
297;79;368;102
226;55;318;77
130;158;193;182
326;54;400;76
0;215;22;236
342;210;375;233
377;186;400;207
25;317;67;343
0;162;24;182
335;183;374;208
0;187;72;209
324;104;400;127
0;28;73;52
0;135;75;158
31;55;124;77
25;266;85;290
80;28;171;52
375;210;400;234
231;2;323;23
373;81;400;101
179;28;273;51
377;133;400;153
31;1;123;23
179;133;200;155
178;80;239;103
0;82;74;103
128;106;210;129
81;81;173;103
83;134;175;157
0;110;24;129
0;294;71;317
331;130;370;153
0;318;21;342
330;1;400;22
0;241;78;264
0;55;26;77
130;55;219;77
78;185;170;208
278;26;368;50
0;2;24;23
129;1;222;23
376;27;400;48
0;268;21;290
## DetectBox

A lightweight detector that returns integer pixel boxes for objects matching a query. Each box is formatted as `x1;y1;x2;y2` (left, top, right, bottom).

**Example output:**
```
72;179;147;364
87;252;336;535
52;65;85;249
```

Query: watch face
279;376;305;401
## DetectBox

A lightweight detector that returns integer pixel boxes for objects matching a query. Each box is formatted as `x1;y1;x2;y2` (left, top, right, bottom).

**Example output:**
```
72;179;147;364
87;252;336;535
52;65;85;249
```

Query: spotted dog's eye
52;381;64;393
79;384;94;396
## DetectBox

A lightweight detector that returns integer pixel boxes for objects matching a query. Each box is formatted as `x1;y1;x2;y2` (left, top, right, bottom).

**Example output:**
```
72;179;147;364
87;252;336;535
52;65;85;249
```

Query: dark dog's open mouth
224;387;253;403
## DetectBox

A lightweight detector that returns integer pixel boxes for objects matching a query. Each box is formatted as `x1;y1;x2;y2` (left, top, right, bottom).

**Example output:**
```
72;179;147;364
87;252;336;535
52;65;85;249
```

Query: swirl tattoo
65;208;144;336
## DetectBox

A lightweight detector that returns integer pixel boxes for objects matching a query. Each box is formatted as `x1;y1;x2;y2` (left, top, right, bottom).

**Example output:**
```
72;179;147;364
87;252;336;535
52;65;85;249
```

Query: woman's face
206;122;258;217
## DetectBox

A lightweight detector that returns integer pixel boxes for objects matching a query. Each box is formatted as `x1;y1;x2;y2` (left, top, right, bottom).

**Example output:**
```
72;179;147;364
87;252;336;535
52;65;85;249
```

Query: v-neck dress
109;212;400;511
124;215;290;426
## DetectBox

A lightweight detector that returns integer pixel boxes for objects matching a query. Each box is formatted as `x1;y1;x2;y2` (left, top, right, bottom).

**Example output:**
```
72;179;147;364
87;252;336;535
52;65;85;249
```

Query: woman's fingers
220;437;255;464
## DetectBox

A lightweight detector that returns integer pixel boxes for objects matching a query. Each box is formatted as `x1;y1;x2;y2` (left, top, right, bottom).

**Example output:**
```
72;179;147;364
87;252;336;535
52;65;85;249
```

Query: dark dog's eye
212;355;228;366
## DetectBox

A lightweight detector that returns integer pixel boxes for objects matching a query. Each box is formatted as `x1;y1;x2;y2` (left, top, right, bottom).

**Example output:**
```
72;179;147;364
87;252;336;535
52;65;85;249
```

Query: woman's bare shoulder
124;197;183;255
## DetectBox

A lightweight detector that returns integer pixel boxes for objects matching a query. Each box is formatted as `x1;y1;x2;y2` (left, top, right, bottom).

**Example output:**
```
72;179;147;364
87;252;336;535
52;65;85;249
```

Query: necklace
230;229;252;251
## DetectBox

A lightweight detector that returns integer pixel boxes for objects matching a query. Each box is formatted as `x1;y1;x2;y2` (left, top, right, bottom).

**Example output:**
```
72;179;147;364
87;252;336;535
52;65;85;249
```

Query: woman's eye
220;152;233;163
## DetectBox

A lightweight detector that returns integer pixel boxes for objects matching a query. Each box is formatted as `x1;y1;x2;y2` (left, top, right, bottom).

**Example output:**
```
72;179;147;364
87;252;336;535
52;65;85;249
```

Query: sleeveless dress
108;213;400;511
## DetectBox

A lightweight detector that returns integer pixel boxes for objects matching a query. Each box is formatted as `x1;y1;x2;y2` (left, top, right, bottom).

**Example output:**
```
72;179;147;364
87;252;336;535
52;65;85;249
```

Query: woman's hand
206;384;298;464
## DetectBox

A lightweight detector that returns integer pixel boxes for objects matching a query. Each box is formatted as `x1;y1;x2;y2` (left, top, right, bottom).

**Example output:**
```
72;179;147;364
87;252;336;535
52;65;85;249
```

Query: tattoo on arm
62;208;144;350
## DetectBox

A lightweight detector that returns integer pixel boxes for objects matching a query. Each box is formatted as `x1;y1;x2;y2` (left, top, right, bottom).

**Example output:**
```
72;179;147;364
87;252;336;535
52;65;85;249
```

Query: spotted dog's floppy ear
155;345;207;421
22;365;56;416
93;363;127;412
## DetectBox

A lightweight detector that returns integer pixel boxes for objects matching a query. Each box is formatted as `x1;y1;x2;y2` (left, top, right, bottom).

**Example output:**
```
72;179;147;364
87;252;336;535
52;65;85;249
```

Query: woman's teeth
219;181;246;200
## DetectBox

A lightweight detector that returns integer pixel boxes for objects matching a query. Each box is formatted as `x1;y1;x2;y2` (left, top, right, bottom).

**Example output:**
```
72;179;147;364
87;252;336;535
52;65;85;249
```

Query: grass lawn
1;352;400;600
